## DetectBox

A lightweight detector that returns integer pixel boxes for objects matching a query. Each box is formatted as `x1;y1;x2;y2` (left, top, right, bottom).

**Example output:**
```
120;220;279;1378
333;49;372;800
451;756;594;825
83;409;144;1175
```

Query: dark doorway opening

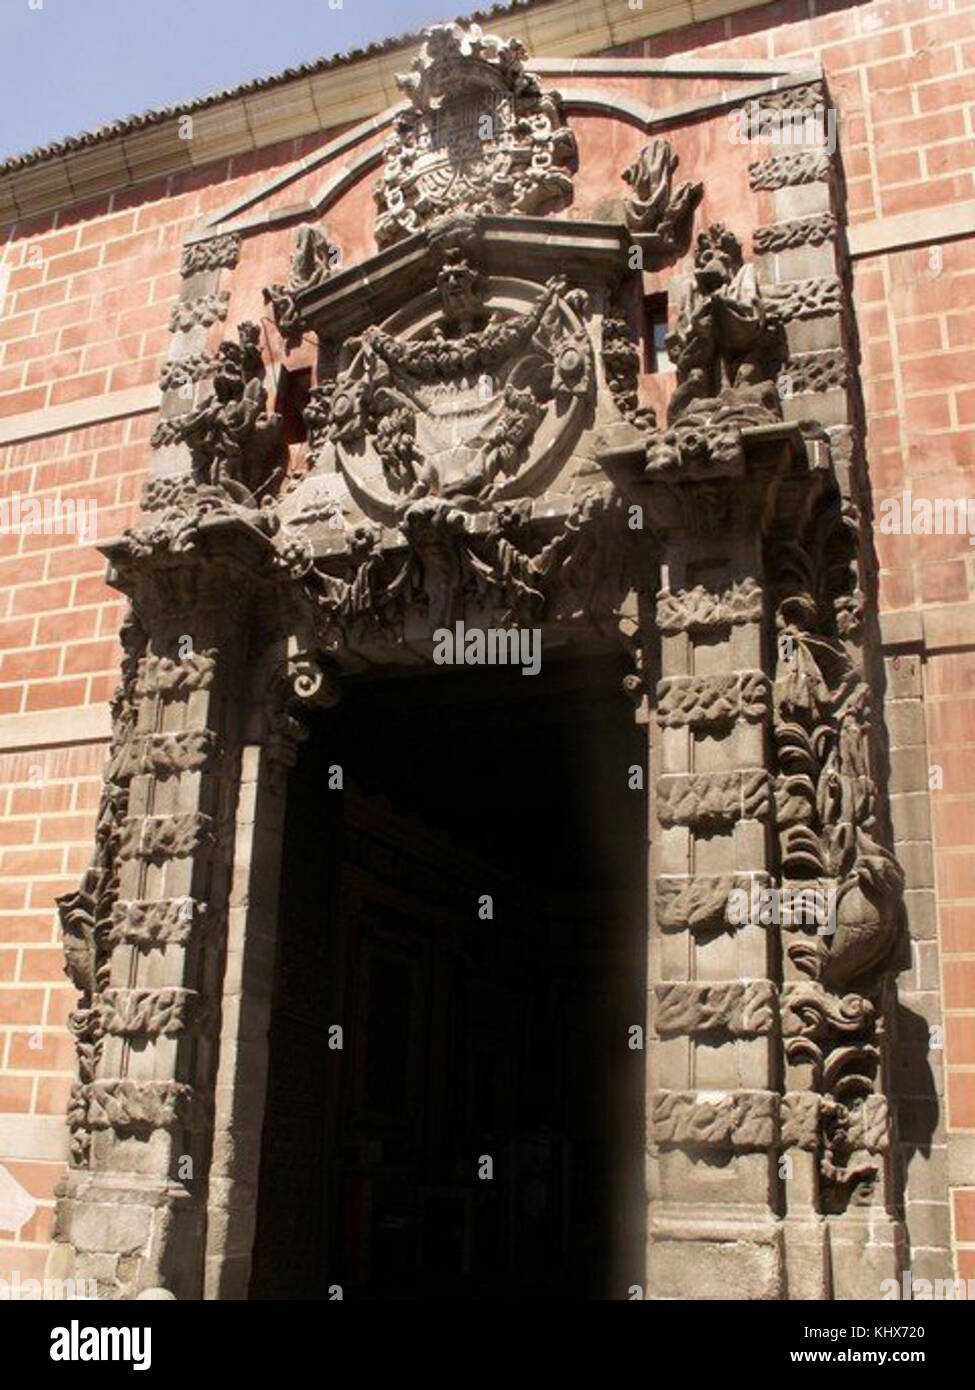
249;652;647;1299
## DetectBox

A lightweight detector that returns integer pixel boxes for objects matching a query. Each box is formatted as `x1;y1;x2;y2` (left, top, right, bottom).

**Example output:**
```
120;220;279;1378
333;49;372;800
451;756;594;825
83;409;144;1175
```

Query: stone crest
374;23;576;247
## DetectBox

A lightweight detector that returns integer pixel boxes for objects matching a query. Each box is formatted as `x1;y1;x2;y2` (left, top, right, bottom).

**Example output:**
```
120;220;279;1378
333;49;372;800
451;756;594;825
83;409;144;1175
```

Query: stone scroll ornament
621;138;703;256
640;223;787;476
769;492;905;1210
374;23;576;248
262;225;340;339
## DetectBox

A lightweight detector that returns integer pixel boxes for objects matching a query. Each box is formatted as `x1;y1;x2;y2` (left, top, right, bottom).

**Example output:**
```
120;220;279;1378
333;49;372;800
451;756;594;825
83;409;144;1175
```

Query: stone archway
46;22;908;1300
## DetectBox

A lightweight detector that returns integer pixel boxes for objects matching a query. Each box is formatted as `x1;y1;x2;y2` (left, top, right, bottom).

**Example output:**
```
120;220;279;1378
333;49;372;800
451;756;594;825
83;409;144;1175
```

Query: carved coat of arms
374;23;576;248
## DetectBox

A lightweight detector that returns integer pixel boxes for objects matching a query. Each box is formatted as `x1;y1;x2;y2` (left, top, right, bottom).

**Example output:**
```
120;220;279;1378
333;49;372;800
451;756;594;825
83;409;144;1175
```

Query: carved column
49;522;273;1299
628;428;905;1300
636;468;783;1299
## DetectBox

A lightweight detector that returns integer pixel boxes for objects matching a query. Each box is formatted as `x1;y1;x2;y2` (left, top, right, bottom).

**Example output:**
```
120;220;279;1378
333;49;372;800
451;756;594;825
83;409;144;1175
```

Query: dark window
275;366;313;445
643;293;673;375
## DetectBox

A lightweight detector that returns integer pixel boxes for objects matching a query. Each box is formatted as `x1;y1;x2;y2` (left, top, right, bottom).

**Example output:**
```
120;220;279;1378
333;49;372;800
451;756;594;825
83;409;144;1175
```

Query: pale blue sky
0;0;470;159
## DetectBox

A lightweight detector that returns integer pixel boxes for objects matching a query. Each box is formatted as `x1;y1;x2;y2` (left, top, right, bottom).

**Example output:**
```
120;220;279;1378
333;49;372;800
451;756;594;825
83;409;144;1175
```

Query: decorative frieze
748;150;831;190
652;1089;778;1150
82;1079;196;1133
656;671;771;728
108;897;208;948
168;291;230;333
653;980;776;1037
117;812;214;862
654;873;760;931
180;233;241;277
99;987;198;1038
656;769;772;829
118;729;218;778
765;275;842;322
135;649;216;699
779;349;849;394
656;577;763;633
753;212;837;254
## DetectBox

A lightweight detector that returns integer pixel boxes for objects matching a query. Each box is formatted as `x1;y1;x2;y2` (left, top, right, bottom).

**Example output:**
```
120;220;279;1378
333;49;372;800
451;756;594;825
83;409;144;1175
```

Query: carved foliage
56;611;145;1165
654;873;763;932
169;292;230;332
656;577;763;633
109;898;208;948
654;980;776;1037
768;487;904;1209
753;213;837;254
652;1090;778;1150
748;150;831;190
180;233;240;276
100;988;199;1038
83;1080;195;1134
656;671;771;728
656;769;772;829
765;276;842;322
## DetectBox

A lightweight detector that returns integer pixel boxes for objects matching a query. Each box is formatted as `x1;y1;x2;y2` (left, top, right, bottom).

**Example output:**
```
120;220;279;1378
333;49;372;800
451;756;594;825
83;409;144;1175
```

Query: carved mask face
437;257;479;324
693;228;741;293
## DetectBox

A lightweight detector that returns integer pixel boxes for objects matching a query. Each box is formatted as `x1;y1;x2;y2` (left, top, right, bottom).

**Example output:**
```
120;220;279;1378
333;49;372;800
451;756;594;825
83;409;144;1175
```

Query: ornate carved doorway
48;23;911;1300
249;655;647;1299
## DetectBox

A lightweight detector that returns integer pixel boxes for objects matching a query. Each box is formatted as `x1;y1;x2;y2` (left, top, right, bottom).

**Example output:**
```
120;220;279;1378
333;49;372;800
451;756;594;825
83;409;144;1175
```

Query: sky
0;0;472;160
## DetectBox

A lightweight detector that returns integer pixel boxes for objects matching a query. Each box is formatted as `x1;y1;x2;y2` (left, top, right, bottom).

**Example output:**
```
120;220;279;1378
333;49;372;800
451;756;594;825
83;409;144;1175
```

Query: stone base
647;1206;785;1299
827;1209;906;1301
783;1215;830;1299
48;1172;203;1300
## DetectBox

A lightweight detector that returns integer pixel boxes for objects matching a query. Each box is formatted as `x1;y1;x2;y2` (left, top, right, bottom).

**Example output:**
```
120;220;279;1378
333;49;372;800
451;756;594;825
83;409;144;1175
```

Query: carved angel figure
180;323;282;499
666;223;783;423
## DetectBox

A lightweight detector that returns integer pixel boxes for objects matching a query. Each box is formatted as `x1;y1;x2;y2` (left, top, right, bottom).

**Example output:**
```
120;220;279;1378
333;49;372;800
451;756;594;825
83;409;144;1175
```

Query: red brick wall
1;0;974;1290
